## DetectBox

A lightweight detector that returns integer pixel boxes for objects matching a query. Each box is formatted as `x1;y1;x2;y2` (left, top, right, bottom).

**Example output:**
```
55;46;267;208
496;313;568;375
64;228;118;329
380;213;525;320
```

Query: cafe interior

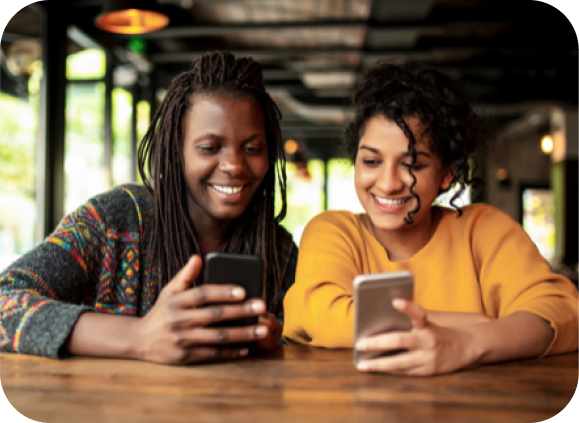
1;0;577;278
1;1;578;422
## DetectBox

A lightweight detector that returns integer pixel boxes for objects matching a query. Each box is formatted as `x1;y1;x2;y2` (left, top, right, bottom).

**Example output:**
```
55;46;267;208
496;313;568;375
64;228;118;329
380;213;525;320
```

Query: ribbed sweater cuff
15;301;94;359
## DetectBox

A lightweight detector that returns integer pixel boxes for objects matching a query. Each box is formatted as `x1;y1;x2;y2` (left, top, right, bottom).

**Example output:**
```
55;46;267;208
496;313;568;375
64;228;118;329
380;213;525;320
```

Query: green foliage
276;160;325;244
66;49;106;80
112;88;133;186
0;93;37;197
64;82;108;213
0;92;38;254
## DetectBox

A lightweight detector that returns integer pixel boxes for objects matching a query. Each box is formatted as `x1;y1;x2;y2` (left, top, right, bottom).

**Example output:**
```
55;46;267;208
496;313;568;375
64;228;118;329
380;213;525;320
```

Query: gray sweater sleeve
0;202;104;358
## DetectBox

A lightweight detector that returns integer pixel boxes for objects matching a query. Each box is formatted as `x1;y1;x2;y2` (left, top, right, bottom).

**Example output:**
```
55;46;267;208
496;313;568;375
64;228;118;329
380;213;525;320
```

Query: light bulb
541;135;553;154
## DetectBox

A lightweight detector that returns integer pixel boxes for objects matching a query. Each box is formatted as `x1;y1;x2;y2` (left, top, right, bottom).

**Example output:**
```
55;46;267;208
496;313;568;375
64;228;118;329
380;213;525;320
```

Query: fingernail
255;326;268;337
232;288;245;298
392;298;406;309
251;300;265;313
356;340;368;350
240;349;249;356
357;362;370;371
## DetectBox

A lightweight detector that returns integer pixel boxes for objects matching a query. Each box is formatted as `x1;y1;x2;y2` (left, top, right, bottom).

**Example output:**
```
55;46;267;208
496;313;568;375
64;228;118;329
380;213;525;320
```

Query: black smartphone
204;252;264;327
353;271;414;366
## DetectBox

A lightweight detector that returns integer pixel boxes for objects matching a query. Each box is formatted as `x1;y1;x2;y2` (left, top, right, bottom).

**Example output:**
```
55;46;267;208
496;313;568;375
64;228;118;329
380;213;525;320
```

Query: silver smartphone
353;271;414;366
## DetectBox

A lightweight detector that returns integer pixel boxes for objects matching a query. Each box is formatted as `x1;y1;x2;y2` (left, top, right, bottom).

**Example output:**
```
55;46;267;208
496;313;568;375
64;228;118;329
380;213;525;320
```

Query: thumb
393;298;428;329
162;255;202;296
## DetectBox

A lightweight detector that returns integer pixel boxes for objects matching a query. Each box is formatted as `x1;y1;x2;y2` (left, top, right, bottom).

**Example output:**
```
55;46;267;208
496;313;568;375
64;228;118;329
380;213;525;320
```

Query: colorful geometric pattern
12;300;50;351
122;185;156;315
0;269;59;299
94;230;140;314
0;326;8;349
0;184;296;357
0;282;53;351
47;203;105;275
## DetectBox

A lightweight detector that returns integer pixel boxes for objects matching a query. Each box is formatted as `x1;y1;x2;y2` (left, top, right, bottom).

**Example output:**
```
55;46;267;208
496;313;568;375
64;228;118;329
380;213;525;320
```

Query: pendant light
95;0;169;35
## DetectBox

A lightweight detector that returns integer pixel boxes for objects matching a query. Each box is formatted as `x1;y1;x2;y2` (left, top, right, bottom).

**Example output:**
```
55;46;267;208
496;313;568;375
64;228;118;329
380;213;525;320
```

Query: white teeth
374;196;408;206
212;185;243;195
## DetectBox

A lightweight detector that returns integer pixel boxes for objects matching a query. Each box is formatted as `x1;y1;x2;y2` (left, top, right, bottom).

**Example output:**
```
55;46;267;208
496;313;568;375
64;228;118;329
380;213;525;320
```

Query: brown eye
245;144;264;154
198;145;218;154
362;159;380;166
401;163;425;170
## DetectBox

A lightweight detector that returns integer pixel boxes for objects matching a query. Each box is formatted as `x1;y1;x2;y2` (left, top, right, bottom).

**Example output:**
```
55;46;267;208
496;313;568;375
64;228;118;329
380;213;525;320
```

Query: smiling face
182;93;268;227
354;114;453;233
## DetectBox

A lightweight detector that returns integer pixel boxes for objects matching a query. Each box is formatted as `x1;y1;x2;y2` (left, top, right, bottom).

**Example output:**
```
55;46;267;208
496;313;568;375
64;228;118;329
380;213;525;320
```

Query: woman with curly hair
283;62;578;375
0;51;297;364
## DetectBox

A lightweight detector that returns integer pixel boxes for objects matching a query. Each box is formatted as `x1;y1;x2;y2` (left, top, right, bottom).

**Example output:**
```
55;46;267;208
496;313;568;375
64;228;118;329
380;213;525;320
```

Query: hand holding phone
130;255;269;365
354;271;414;366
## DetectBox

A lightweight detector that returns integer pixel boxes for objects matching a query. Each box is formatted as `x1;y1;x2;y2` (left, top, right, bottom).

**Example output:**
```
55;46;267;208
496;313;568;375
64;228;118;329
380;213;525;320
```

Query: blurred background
0;0;577;283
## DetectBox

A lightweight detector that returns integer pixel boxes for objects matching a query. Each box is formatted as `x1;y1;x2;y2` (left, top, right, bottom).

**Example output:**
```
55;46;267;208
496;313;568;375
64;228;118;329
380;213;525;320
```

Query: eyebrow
358;144;431;158
193;132;262;144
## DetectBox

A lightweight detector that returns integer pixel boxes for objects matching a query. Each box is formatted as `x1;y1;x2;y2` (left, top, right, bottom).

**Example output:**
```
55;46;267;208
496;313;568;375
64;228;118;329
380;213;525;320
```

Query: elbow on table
283;311;354;348
283;282;355;348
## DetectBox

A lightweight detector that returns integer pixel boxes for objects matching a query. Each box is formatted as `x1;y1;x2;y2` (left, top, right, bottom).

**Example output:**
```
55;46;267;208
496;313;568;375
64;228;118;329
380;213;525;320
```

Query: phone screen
354;271;414;365
204;253;264;328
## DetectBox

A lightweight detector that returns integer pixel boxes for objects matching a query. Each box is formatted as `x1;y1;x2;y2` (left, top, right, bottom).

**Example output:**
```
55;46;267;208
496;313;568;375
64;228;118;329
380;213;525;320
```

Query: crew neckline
355;206;450;264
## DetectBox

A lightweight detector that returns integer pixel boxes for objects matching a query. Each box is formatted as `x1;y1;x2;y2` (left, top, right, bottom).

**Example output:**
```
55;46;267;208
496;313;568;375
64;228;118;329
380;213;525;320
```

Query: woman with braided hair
0;51;297;364
283;62;578;375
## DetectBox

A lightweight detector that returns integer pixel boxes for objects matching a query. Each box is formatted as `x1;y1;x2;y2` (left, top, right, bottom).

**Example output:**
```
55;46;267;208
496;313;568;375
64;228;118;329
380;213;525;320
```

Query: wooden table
2;345;577;423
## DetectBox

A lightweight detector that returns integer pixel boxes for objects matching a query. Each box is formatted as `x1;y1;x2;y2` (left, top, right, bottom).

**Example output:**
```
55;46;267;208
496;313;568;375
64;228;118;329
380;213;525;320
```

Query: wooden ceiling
3;0;577;156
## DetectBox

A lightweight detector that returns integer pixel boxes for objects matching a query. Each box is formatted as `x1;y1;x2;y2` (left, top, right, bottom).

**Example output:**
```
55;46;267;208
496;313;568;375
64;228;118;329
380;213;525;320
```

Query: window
64;48;108;214
64;81;108;213
112;87;133;186
435;184;472;209
327;158;364;213
279;160;325;245
0;49;42;270
522;188;555;263
136;100;151;182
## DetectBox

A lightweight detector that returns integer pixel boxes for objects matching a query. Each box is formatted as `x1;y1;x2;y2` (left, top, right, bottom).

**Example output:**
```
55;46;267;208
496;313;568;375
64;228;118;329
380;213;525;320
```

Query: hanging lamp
95;0;169;35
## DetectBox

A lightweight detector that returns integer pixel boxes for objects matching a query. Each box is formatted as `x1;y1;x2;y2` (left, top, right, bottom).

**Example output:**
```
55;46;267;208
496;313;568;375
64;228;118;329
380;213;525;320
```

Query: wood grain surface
2;344;577;423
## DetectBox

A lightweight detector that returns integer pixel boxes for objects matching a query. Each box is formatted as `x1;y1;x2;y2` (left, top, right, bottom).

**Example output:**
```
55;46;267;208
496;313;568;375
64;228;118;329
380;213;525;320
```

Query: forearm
427;311;493;327
64;312;140;359
0;285;93;358
465;311;554;365
283;286;354;347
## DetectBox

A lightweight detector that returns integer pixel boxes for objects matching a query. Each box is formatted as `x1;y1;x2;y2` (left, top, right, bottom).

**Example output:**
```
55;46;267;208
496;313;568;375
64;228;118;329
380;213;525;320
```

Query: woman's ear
440;168;456;191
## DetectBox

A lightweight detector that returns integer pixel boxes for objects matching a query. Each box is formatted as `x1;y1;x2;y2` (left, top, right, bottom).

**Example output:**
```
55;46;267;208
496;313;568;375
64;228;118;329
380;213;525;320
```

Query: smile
209;184;246;195
373;195;410;207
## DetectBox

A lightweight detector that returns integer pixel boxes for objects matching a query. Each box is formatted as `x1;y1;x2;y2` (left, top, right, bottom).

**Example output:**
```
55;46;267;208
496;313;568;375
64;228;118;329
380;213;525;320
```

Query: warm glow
496;168;509;181
541;135;554;154
284;139;299;155
95;9;169;34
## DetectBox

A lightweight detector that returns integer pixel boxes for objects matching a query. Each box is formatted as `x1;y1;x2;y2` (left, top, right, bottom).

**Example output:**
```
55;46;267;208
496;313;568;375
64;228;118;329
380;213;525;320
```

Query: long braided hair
137;51;287;307
344;62;483;222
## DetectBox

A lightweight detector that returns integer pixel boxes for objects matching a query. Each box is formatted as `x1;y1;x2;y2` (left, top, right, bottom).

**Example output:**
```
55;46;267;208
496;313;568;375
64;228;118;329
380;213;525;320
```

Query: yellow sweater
283;204;578;355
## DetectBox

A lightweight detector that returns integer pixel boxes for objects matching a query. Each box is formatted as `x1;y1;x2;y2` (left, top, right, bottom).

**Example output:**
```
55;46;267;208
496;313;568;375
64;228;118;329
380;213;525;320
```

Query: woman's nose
219;150;246;176
376;164;405;194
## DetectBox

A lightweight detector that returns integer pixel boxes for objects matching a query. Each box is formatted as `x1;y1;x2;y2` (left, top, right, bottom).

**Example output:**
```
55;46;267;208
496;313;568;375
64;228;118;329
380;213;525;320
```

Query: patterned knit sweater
0;184;297;359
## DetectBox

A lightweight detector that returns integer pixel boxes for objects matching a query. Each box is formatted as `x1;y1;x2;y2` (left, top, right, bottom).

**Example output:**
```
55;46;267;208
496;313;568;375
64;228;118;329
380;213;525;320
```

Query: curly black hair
343;61;484;223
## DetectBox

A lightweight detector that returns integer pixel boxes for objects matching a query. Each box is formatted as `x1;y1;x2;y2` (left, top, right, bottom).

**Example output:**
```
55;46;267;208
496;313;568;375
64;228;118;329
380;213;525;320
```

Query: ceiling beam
138;20;444;39
153;48;481;64
150;47;576;68
1;32;39;42
262;69;356;80
150;49;364;63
